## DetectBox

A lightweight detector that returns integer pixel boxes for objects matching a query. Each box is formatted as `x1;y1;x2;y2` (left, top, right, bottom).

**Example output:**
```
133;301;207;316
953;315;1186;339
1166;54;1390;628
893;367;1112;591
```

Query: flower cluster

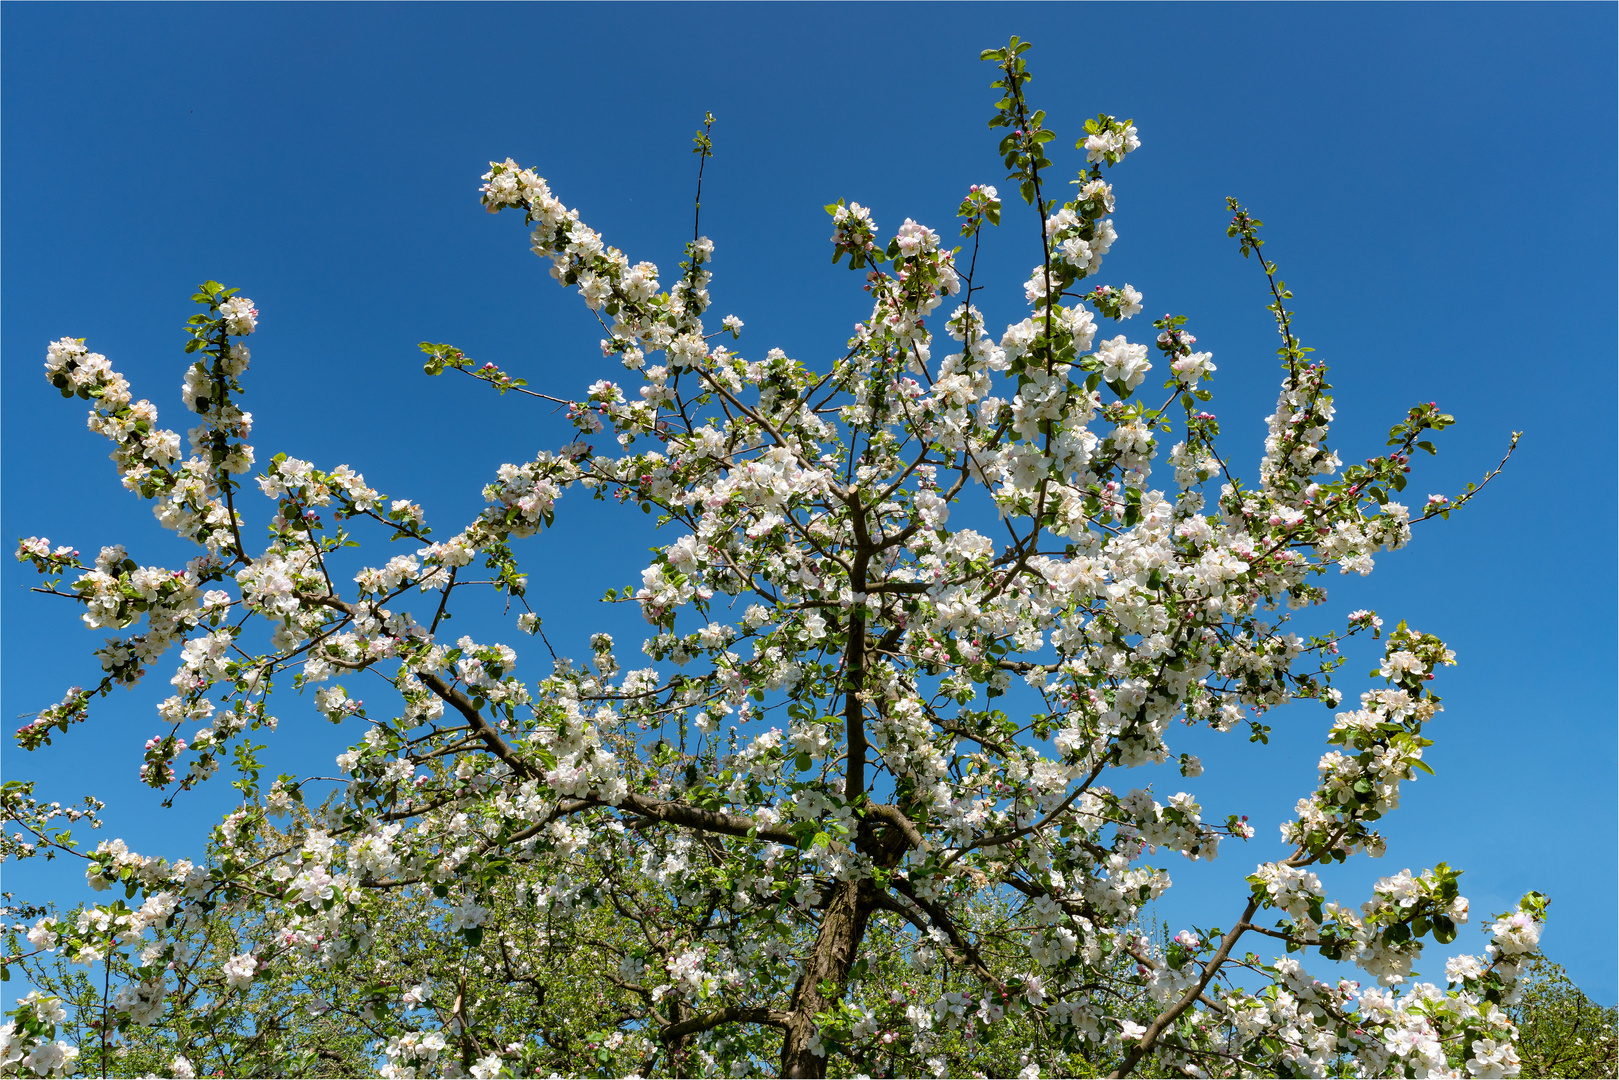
0;994;77;1078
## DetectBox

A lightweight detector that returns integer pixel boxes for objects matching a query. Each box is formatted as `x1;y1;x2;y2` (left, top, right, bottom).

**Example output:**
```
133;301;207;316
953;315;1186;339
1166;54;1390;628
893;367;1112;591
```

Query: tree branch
1107;896;1258;1079
662;1005;788;1043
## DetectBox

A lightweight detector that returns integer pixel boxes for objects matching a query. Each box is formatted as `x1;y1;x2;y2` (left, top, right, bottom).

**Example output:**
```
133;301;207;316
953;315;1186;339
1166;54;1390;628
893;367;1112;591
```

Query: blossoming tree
4;37;1539;1080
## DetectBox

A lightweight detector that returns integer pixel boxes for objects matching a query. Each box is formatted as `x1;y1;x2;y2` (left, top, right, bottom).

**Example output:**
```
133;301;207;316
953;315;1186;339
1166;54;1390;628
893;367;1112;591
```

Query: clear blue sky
4;3;1614;1005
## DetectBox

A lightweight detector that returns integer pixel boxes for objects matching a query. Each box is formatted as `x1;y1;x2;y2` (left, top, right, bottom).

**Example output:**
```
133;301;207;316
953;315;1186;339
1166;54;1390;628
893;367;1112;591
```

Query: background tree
1508;956;1618;1080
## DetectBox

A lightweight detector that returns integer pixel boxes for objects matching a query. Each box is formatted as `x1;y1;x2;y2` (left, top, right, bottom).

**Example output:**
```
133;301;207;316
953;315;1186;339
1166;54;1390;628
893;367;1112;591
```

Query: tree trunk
665;996;693;1078
779;878;874;1078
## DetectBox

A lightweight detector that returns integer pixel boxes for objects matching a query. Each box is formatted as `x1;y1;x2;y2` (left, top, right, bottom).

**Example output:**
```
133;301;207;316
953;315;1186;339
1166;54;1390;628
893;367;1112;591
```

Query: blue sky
4;3;1614;1006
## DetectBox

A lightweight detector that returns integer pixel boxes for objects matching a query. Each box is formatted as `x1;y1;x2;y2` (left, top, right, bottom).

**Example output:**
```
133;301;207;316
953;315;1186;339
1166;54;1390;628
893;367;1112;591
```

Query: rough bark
778;877;875;1078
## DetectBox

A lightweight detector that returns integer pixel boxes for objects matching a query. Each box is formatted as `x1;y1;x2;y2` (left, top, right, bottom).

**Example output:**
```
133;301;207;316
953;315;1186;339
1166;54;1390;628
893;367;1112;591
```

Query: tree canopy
3;37;1553;1080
